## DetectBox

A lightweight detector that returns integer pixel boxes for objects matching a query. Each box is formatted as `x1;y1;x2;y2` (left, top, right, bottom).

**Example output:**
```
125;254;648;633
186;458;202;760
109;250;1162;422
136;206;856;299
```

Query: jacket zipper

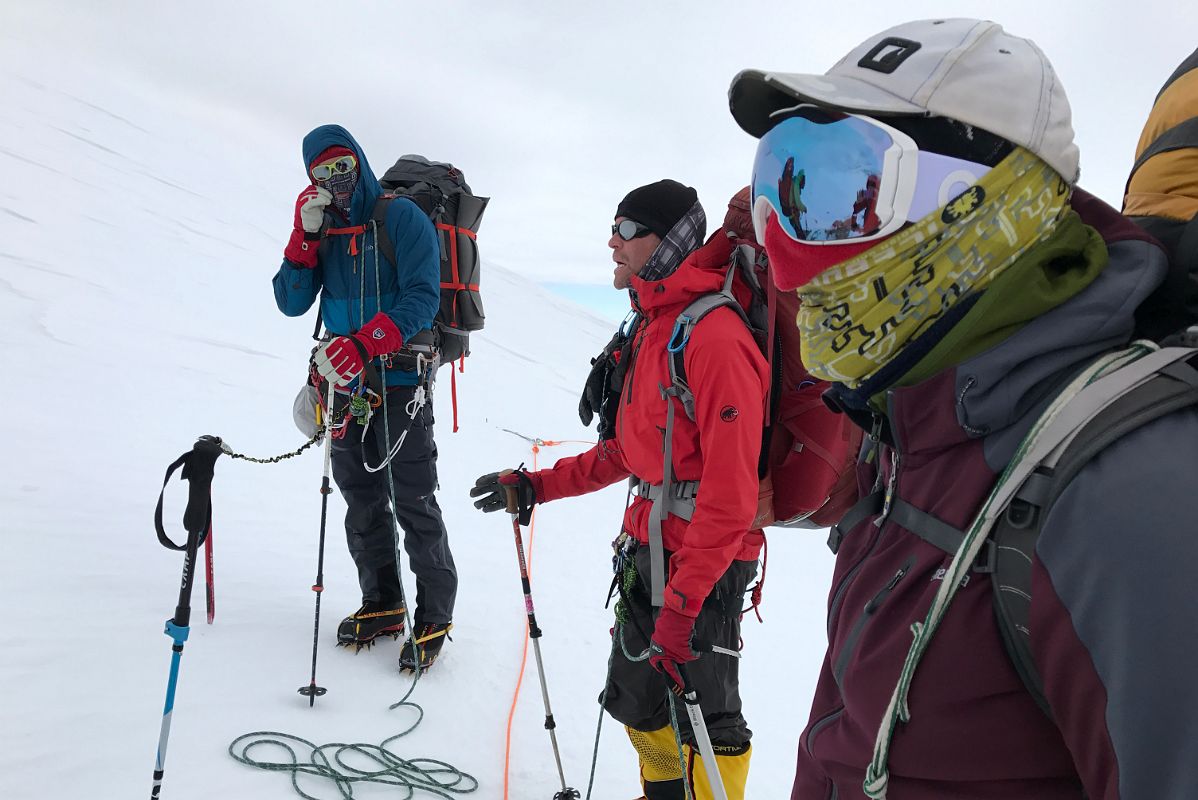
804;705;843;761
617;327;647;449
833;559;914;687
826;412;899;638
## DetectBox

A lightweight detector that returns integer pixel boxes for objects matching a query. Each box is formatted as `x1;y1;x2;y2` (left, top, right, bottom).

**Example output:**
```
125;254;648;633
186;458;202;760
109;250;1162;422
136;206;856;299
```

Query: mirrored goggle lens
311;155;357;181
612;219;651;240
751;111;906;244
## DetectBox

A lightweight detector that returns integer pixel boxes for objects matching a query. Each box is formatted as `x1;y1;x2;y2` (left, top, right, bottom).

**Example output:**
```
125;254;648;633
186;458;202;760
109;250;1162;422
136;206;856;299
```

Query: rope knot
863;765;890;799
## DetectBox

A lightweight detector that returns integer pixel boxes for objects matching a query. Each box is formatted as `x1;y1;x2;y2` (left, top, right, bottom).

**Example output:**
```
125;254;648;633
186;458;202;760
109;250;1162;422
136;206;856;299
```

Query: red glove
649;606;698;692
313;312;404;387
283;186;332;268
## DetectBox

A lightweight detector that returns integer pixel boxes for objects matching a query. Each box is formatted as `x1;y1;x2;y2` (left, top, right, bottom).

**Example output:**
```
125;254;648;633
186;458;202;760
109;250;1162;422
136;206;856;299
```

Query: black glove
578;354;606;428
470;469;537;525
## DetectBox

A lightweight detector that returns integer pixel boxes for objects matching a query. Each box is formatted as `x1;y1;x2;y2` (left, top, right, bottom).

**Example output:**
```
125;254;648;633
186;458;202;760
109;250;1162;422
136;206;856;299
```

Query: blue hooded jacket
273;124;440;388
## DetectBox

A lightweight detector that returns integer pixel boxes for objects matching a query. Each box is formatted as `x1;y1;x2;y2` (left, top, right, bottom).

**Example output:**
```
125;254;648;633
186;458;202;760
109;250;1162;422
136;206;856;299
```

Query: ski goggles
310;154;358;182
751;106;990;245
612;219;654;241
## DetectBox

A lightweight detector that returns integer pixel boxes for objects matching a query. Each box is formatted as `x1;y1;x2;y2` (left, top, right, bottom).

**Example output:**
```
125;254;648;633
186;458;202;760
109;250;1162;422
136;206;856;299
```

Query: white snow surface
0;40;835;800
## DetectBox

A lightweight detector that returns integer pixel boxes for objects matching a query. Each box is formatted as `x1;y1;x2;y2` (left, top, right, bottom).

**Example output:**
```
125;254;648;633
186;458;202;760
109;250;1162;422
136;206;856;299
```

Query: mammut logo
720;405;739;422
858;37;922;74
941;186;986;224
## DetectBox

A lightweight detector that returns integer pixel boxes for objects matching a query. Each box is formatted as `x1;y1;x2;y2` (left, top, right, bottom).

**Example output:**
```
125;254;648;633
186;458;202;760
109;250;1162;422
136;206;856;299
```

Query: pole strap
154;435;225;550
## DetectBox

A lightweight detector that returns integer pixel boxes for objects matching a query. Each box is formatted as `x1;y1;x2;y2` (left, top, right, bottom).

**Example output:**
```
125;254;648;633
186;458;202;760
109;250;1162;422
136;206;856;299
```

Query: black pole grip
181;436;223;534
154;436;225;551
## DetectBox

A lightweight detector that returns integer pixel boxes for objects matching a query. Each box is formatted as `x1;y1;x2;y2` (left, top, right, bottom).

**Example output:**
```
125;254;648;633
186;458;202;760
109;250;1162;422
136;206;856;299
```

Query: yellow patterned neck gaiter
796;148;1070;388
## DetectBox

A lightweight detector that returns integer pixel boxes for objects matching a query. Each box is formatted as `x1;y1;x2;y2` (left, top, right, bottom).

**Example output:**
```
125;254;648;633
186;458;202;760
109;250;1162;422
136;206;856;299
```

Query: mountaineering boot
639;780;686;799
627;725;686;799
336;601;406;651
685;742;751;800
339;561;407;650
398;621;452;671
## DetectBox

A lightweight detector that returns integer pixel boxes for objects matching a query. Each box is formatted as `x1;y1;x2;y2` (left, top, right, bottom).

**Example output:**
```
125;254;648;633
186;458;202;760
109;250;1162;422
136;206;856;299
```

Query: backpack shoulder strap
667;263;750;421
370;196;398;267
645;264;749;607
991;347;1198;716
368;191;443;266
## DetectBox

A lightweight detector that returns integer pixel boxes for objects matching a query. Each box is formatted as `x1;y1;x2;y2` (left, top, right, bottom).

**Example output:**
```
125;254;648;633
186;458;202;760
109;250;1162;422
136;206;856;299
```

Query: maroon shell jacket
794;192;1198;799
533;232;769;619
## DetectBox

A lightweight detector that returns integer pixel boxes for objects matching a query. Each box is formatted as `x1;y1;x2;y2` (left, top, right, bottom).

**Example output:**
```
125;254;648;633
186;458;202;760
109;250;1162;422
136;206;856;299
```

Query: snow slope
0;39;834;800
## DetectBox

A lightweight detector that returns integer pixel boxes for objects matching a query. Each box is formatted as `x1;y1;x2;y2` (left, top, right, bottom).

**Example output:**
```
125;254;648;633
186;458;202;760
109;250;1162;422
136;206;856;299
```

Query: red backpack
667;188;862;529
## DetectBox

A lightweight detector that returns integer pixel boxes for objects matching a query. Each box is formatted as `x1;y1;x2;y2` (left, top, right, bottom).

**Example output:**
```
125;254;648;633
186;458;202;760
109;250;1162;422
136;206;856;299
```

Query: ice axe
675;663;730;800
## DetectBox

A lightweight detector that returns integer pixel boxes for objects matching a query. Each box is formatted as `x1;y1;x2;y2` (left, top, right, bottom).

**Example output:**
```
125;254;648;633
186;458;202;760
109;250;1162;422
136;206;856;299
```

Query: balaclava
769;119;1071;389
310;145;359;216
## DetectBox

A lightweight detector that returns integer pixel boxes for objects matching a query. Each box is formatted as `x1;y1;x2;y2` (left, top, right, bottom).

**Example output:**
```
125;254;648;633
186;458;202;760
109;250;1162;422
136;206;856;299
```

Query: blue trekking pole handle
150;435;224;799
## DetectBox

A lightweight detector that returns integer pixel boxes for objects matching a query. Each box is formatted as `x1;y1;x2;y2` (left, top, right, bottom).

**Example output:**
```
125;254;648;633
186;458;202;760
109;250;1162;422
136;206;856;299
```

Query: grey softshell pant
330;385;457;624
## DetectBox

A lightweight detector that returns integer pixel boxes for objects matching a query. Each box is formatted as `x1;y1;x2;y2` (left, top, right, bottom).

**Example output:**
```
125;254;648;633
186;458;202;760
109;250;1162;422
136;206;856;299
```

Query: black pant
329;386;457;624
602;545;756;747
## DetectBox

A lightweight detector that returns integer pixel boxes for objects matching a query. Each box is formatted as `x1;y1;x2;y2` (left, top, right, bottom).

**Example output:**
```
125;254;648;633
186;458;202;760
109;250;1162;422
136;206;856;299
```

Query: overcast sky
5;0;1195;288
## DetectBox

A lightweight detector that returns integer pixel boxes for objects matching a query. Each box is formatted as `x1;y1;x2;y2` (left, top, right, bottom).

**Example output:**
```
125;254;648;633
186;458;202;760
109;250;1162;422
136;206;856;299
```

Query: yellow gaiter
796;148;1070;388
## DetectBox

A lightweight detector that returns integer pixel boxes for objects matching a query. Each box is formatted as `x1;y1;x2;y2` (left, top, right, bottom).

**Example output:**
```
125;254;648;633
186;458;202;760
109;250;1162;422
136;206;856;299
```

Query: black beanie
615;179;699;239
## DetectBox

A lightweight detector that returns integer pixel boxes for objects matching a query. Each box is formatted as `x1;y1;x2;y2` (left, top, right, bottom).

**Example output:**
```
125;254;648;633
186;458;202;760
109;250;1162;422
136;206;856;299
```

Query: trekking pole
504;486;580;800
297;381;336;706
675;664;729;800
150;435;225;799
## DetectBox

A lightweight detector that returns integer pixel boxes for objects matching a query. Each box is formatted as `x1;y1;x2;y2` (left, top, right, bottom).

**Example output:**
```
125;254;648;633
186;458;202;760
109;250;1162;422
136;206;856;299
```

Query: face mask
323;169;358;214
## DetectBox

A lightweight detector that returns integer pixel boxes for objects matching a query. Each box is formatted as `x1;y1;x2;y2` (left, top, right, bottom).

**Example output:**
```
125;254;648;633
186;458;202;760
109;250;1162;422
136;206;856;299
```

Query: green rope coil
230;676;476;798
228;729;478;800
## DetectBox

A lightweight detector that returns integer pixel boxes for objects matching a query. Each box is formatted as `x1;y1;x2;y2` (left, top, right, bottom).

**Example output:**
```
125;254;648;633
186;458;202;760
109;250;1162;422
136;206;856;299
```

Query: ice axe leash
504;479;581;800
298;380;336;706
150;434;225;799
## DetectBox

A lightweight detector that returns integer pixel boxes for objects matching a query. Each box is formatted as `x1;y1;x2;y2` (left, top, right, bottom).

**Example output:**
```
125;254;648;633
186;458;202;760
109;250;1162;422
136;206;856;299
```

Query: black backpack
373;155;489;365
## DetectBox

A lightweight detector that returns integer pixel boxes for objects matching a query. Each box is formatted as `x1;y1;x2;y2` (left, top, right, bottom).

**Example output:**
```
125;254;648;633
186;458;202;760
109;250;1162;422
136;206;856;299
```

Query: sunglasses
310;155;358;182
611;219;653;241
751;106;990;246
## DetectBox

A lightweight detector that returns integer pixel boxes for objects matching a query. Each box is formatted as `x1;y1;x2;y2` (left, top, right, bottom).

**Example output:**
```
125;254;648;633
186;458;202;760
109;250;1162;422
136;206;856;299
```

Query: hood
301;124;382;226
630;233;750;317
888;190;1169;468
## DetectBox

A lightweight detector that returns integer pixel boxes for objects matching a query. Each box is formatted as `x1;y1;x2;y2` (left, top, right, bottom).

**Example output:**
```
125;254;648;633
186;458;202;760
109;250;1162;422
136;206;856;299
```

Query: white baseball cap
729;18;1080;183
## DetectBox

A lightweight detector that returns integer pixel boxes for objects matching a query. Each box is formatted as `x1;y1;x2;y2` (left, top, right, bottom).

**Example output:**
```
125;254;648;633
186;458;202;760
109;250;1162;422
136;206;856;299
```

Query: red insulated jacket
533;233;769;619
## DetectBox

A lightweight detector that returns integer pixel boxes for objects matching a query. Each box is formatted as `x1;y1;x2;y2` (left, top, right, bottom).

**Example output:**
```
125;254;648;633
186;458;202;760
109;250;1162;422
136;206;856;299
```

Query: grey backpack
374;155;490;364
